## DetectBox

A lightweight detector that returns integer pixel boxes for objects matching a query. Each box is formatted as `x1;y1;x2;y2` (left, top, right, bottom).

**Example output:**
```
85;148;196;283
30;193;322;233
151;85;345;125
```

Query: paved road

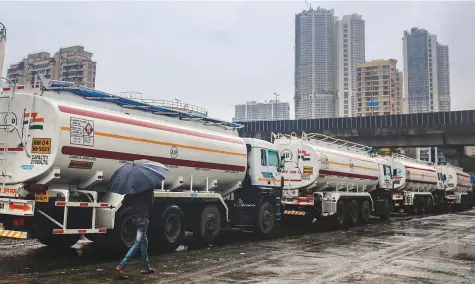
1;211;475;283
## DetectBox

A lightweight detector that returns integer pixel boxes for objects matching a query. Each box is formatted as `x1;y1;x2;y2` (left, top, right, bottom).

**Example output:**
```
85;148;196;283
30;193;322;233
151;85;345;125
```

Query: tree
459;155;475;175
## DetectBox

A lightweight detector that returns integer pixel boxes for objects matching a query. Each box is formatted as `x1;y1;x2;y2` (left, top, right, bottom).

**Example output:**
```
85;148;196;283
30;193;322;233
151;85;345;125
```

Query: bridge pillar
441;146;465;166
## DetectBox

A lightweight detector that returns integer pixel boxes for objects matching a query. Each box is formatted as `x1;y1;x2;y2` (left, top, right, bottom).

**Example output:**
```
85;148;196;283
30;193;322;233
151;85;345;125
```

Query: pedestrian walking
115;188;155;279
107;159;168;279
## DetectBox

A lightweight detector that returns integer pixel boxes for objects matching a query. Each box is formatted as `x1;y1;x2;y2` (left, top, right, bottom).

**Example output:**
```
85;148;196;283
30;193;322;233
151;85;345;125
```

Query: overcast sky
1;1;474;121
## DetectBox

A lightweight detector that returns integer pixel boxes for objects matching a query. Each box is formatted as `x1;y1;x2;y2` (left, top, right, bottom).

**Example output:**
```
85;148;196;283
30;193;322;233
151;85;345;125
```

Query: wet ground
1;211;475;283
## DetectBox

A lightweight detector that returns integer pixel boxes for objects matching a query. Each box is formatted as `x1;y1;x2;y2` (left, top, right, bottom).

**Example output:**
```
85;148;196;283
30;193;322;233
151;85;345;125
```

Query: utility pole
273;93;281;119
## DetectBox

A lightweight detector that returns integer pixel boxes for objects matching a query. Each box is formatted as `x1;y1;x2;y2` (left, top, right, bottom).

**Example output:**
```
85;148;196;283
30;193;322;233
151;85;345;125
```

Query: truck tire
379;197;390;220
335;200;346;228
359;200;371;224
195;205;221;245
425;197;433;214
255;201;275;236
349;200;359;225
109;207;137;251
157;205;185;252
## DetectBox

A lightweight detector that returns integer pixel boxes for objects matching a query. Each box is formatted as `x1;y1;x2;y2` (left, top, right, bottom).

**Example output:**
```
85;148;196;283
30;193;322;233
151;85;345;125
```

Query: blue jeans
118;216;150;269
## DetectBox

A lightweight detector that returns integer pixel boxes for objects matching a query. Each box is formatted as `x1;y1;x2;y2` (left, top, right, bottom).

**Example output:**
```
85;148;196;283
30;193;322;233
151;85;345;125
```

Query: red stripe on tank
58;105;244;145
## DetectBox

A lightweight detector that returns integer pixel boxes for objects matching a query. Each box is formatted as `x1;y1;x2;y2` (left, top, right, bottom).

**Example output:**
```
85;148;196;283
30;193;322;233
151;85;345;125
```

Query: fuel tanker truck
381;154;472;213
436;163;472;211
381;154;439;214
0;75;283;250
272;132;393;227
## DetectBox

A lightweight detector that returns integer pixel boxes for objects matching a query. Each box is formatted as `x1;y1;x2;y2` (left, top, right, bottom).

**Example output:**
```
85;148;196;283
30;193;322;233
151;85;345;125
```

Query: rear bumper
0;223;28;239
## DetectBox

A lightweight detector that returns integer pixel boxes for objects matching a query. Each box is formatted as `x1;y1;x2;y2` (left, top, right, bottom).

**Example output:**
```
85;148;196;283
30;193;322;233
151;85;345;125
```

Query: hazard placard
31;138;51;154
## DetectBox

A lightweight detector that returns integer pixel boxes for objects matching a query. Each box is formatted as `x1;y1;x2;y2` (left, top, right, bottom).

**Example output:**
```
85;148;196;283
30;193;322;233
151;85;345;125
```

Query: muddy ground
1;211;475;283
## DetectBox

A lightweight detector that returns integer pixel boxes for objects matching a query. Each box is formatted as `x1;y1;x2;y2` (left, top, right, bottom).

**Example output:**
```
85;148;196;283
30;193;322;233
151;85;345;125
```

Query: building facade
355;59;404;116
6;45;96;88
437;43;450;112
0;22;5;78
335;14;365;117
403;28;451;163
294;7;336;119
233;100;290;122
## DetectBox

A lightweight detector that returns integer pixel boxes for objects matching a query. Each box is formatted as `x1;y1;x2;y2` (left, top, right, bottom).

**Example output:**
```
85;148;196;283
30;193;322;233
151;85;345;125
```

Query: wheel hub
165;214;180;241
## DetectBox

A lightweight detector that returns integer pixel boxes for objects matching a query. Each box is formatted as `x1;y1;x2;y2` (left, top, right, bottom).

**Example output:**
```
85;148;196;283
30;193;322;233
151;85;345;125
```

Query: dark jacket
125;188;155;218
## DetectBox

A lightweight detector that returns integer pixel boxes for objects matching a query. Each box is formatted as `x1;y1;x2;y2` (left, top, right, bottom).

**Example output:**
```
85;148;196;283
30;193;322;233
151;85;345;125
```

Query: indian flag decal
298;150;311;161
24;113;45;130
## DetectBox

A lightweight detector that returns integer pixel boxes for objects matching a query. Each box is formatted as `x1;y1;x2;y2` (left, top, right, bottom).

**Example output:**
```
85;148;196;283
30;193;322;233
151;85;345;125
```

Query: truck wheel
359;200;371;224
256;201;275;236
335;200;346;228
349;200;359;225
158;205;185;252
195;205;221;245
106;207;137;252
425;197;433;214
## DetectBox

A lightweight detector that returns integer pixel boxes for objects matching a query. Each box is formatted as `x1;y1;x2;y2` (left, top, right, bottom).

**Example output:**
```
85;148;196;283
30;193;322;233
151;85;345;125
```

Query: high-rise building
403;27;445;113
355;59;404;116
437;43;450;112
233;100;290;122
403;27;451;164
6;45;96;88
294;7;336;119
0;22;6;78
335;14;365;117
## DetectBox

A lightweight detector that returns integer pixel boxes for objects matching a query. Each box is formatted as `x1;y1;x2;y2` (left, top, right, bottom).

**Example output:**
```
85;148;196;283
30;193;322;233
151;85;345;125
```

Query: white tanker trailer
436;163;472;210
0;75;283;250
381;154;439;214
273;132;393;227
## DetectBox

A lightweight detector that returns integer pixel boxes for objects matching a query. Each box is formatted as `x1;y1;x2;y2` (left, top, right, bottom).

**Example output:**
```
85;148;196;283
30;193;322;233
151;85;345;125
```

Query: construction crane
305;0;312;10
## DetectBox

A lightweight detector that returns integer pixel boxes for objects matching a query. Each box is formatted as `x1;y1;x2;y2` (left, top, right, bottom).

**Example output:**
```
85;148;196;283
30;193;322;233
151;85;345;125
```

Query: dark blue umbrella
108;159;168;195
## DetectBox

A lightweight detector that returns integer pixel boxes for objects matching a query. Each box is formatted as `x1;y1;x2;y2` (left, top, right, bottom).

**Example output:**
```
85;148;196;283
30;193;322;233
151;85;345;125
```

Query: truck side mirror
393;169;397;176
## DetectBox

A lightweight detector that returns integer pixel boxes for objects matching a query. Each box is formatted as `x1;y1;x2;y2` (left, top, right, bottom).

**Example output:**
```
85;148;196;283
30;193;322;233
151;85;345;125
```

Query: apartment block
233;100;290;122
294;8;365;119
6;45;96;88
403;28;450;114
437;43;450;112
294;7;336;119
335;14;365;117
356;59;403;116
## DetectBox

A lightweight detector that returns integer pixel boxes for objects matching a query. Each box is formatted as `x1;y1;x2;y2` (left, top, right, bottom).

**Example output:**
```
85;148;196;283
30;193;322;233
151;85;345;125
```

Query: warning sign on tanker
32;138;51;154
70;117;94;147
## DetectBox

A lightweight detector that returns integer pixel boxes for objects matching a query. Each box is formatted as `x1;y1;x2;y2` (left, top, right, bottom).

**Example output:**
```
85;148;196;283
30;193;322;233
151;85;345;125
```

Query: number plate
35;191;49;203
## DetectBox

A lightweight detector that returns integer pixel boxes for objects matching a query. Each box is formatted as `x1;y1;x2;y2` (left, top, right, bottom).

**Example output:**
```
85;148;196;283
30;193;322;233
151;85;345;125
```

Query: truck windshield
268;151;279;167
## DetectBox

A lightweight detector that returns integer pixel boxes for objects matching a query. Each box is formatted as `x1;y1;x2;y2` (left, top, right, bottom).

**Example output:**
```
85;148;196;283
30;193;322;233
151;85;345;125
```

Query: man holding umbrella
108;159;168;279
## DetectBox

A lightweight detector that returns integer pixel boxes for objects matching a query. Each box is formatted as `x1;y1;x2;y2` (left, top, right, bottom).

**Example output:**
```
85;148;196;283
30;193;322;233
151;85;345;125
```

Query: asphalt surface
1;210;475;284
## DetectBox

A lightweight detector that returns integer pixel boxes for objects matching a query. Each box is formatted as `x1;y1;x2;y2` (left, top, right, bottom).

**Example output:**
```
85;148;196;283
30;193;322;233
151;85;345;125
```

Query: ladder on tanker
0;76;40;192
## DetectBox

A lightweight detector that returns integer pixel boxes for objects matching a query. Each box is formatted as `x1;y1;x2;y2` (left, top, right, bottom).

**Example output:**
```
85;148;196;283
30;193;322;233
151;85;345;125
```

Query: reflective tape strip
284;210;306;216
53;228;107;234
0;229;27;239
55;201;110;208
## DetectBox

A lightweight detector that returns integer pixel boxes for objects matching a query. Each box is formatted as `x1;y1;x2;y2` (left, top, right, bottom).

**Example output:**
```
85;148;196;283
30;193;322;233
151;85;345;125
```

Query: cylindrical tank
437;164;471;192
0;89;247;194
385;157;438;192
275;135;383;193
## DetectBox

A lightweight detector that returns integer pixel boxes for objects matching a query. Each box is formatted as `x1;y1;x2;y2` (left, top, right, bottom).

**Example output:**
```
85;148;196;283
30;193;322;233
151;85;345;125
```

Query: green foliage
460;155;475;174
